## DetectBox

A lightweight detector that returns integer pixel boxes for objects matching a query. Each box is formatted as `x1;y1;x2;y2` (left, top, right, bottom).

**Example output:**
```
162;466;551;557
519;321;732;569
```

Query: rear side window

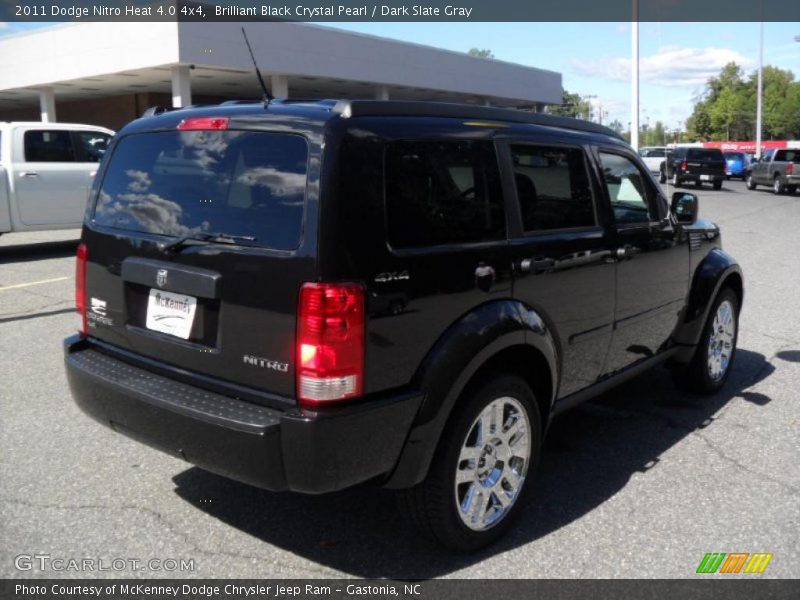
24;130;75;162
775;150;800;163
75;131;113;162
384;140;505;249
511;145;595;231
687;148;723;161
94;131;307;250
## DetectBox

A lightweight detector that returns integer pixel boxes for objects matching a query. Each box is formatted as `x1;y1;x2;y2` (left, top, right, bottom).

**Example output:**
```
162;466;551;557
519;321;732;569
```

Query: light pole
631;0;639;150
755;8;764;158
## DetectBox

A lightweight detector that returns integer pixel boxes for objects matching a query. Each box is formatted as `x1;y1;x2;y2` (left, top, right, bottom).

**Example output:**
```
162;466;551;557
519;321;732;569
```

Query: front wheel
398;375;541;551
746;174;757;190
673;287;739;395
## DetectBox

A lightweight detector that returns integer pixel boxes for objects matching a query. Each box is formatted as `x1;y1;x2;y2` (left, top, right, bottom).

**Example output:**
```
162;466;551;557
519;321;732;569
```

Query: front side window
24;130;75;162
75;131;113;162
384;140;505;249
599;152;655;225
94;131;308;250
510;145;595;231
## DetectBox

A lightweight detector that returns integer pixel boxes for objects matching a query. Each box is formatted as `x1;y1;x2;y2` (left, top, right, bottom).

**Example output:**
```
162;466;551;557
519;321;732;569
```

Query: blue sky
2;21;799;129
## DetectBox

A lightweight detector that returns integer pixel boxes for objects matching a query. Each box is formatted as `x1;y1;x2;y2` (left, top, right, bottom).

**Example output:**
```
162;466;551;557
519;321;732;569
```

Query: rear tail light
75;243;87;336
177;117;229;131
681;160;687;172
296;283;365;405
787;163;794;175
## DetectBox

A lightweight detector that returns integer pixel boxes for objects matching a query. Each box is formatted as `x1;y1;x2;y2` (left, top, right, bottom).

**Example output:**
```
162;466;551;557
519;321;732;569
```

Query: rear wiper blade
162;232;257;254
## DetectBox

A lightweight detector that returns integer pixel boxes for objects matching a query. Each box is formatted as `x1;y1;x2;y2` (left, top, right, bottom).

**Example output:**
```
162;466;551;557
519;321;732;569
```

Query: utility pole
631;0;639;150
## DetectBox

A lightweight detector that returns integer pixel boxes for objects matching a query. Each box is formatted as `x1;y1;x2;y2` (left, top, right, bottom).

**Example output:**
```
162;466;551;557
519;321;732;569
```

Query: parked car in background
65;100;742;551
746;148;800;194
664;147;726;189
639;146;667;176
723;151;750;180
0;122;114;236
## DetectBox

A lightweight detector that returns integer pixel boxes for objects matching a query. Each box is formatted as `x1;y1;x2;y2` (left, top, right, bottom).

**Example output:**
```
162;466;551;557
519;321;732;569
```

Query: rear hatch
684;148;726;178
82;124;315;402
724;152;745;174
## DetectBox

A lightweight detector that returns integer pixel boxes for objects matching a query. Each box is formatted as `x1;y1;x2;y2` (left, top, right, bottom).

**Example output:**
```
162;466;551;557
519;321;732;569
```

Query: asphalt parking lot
1;180;798;579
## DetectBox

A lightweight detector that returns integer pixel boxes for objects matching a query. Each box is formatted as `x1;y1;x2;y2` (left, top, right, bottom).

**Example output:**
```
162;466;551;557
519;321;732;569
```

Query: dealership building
0;22;563;130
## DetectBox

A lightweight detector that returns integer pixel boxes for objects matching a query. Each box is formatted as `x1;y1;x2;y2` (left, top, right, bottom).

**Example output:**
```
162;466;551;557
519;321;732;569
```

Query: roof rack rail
140;106;177;118
140;104;210;118
332;100;624;140
219;99;261;106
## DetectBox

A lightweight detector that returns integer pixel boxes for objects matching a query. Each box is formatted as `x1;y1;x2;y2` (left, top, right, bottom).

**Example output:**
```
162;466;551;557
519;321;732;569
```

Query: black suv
65;100;743;551
662;146;726;189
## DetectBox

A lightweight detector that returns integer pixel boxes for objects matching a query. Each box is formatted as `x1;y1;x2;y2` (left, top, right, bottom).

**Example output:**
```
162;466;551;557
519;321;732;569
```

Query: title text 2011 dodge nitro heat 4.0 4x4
65;100;743;551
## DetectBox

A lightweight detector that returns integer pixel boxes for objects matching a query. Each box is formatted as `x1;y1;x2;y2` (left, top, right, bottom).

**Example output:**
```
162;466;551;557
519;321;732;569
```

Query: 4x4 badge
156;269;168;288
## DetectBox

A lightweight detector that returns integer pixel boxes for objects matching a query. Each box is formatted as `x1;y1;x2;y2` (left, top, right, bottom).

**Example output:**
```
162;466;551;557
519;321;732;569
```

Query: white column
271;74;289;99
38;87;56;122
171;65;192;108
630;4;639;150
374;85;389;101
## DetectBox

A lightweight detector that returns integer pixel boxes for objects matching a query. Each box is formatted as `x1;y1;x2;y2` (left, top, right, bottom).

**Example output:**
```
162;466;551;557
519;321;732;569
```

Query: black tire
398;374;542;551
672;171;681;187
672;287;739;395
746;173;757;190
695;180;703;187
713;180;722;191
659;167;667;184
773;176;785;195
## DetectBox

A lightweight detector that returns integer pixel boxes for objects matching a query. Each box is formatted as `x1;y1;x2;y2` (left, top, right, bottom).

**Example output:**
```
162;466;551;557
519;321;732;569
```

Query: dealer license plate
145;289;197;339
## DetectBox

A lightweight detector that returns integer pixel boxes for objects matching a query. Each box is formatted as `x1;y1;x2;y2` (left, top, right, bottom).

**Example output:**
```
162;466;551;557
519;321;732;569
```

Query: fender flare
384;299;558;489
672;247;743;359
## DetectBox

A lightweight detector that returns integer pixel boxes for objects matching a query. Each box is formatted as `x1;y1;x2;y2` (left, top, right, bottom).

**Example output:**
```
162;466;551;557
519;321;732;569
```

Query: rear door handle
19;171;39;177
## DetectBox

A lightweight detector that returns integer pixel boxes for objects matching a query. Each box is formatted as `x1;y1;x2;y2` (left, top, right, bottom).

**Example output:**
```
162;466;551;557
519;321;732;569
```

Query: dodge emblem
156;269;168;288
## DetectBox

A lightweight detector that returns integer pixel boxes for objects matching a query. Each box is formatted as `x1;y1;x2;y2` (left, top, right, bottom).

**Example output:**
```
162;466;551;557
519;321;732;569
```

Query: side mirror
671;192;698;225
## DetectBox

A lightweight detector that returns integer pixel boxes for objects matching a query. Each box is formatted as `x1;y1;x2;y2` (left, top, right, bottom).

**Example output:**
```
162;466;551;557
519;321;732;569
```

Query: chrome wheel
774;177;783;194
707;300;736;382
454;396;531;531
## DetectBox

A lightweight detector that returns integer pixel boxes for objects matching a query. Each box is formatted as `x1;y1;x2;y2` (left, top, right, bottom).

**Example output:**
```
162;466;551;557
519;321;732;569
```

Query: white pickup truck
0;122;114;235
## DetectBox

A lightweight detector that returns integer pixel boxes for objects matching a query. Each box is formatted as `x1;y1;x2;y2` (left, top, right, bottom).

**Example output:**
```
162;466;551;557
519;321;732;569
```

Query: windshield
93;130;308;250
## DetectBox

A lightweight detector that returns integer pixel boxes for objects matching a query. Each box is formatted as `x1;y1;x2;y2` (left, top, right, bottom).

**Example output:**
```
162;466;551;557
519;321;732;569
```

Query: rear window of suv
687;148;723;161
93;131;308;250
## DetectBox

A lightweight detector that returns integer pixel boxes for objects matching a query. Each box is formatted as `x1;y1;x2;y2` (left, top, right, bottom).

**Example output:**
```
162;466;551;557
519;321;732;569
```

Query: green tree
688;62;800;140
468;48;495;59
548;90;592;120
686;104;713;141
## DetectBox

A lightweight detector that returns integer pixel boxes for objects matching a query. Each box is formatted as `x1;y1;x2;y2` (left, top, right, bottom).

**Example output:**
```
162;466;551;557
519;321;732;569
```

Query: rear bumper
64;336;422;493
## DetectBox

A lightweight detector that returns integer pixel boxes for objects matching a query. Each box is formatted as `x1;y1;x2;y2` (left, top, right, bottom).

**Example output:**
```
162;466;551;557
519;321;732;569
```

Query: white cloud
572;46;753;88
